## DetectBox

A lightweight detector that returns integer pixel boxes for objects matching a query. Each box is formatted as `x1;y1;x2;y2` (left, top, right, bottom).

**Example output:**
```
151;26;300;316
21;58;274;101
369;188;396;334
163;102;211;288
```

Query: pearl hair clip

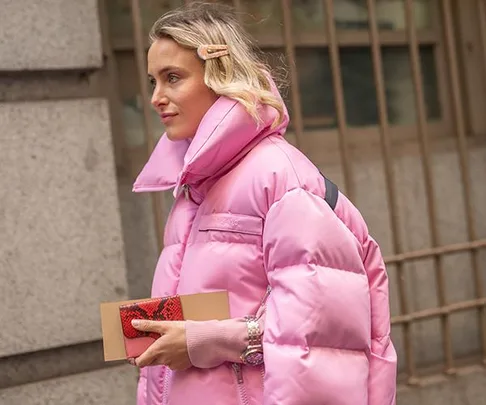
197;44;230;60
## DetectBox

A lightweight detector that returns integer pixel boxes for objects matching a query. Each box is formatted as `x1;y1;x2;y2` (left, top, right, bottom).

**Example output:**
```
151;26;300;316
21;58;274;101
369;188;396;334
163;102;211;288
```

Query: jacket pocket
199;213;263;236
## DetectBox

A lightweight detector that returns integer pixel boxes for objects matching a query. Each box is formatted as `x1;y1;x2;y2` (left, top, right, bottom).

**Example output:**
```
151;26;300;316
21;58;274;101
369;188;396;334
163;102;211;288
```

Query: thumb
131;319;169;333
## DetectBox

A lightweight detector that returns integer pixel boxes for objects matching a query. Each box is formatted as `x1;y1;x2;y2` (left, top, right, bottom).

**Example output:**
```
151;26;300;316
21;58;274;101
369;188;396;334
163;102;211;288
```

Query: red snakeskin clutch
119;295;184;358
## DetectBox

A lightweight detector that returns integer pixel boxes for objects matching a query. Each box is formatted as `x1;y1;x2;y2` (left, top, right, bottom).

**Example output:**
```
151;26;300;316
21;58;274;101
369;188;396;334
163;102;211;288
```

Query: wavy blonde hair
149;2;285;129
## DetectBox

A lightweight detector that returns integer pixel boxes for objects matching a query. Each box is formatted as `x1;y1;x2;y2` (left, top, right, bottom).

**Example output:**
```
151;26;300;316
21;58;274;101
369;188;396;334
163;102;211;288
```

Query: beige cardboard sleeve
100;291;230;361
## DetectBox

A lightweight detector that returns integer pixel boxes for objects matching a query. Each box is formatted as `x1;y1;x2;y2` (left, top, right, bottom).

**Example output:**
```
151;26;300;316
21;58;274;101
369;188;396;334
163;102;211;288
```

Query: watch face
244;349;264;366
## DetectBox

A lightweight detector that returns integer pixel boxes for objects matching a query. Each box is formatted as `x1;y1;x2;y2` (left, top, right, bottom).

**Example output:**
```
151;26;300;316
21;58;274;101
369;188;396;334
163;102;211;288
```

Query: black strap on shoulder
322;174;339;211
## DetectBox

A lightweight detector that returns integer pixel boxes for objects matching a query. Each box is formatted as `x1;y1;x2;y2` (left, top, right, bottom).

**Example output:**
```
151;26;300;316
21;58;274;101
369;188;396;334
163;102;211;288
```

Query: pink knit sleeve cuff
185;318;248;369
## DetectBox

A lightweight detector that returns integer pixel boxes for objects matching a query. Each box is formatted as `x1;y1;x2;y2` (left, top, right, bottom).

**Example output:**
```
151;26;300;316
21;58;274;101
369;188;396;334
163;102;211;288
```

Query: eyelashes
167;73;180;84
148;73;179;89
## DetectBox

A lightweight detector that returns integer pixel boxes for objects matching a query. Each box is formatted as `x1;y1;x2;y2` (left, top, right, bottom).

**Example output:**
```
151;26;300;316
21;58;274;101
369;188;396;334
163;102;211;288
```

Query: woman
131;3;397;405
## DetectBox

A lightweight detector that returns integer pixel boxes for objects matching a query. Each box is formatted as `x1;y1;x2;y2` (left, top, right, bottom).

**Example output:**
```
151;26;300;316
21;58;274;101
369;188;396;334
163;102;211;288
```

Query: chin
166;130;192;142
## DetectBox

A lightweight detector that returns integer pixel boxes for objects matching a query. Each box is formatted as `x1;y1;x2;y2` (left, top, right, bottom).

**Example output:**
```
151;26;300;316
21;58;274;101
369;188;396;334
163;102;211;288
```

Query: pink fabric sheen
136;368;147;405
132;79;396;405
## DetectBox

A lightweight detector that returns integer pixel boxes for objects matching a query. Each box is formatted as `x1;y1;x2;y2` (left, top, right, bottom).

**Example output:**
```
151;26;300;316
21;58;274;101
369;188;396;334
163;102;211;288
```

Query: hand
130;320;192;371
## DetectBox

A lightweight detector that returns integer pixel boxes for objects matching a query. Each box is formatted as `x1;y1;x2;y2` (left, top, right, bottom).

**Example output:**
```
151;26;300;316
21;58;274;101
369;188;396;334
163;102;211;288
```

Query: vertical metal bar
366;0;418;384
130;0;165;251
98;0;129;171
442;0;486;364
477;0;486;99
280;0;305;151
232;0;243;23
404;0;455;374
322;0;353;199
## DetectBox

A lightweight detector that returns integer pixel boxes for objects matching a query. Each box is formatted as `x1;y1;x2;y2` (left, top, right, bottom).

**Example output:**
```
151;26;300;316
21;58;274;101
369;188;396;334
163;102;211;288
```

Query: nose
151;85;169;109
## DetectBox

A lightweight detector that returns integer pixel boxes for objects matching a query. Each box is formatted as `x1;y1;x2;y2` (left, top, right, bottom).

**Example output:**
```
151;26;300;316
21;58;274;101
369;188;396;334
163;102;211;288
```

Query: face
148;38;219;141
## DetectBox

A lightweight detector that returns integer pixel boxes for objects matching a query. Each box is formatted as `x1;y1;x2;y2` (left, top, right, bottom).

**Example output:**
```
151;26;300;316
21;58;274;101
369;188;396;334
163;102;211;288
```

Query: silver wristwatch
240;316;264;366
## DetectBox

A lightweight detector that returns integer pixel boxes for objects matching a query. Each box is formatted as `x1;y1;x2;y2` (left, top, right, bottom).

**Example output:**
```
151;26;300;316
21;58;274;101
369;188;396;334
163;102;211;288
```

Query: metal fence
102;0;486;386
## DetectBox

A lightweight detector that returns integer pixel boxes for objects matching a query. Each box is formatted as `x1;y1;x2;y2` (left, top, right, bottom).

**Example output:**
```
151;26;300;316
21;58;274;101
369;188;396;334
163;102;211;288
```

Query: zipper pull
232;363;244;384
182;184;189;201
262;286;271;305
256;286;272;320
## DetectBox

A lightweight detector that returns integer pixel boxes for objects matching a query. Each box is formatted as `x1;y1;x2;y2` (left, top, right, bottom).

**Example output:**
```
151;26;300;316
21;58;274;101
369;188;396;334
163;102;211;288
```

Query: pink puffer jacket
133;89;397;405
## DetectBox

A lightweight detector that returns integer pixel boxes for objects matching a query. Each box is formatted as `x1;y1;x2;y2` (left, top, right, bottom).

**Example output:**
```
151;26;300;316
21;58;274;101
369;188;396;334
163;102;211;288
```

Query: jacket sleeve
262;188;372;405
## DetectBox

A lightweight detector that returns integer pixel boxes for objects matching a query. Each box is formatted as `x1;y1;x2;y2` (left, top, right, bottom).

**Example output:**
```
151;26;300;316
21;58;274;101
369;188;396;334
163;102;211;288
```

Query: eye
148;77;156;89
167;73;179;84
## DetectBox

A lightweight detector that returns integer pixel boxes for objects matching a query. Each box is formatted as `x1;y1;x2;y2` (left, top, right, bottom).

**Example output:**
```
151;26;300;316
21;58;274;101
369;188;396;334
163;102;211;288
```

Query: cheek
168;84;218;140
196;89;218;116
184;87;217;121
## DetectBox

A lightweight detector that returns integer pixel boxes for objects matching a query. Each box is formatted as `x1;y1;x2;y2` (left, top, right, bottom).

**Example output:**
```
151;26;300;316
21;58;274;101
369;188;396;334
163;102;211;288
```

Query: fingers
131;319;168;333
130;321;188;369
135;343;159;368
127;358;136;366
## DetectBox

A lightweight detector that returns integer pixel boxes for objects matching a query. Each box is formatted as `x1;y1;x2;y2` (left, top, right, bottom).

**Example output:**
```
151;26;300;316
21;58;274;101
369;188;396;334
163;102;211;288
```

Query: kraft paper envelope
100;291;230;361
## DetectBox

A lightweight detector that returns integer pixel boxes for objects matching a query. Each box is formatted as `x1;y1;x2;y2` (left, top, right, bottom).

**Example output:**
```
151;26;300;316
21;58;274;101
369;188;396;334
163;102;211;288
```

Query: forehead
147;38;201;73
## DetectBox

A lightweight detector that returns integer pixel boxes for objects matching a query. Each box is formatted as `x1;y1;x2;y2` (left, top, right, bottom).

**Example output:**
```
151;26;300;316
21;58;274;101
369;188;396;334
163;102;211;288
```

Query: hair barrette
197;44;230;60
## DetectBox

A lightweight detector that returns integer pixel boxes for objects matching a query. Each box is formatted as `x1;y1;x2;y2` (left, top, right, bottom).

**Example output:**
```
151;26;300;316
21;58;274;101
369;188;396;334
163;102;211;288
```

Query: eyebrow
148;65;183;77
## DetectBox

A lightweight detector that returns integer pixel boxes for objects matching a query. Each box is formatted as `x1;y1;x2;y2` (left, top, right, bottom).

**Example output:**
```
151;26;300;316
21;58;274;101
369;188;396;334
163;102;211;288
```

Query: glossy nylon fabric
133;90;397;405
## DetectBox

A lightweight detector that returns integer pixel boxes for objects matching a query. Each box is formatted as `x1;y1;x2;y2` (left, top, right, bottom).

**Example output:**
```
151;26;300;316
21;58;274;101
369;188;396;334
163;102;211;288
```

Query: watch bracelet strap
245;316;262;347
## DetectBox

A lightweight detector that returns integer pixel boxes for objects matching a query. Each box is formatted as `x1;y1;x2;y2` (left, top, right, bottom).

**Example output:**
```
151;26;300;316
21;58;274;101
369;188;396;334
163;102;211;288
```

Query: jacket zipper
232;287;269;404
161;367;171;405
232;363;250;405
260;286;271;308
260;364;265;390
256;286;271;321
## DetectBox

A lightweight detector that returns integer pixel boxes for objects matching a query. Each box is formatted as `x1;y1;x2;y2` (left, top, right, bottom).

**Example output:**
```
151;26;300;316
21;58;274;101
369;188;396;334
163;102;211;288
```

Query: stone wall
0;1;136;404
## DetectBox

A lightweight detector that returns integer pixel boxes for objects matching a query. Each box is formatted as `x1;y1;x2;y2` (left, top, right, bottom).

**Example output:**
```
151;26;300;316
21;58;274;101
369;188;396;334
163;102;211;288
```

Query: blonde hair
149;2;285;129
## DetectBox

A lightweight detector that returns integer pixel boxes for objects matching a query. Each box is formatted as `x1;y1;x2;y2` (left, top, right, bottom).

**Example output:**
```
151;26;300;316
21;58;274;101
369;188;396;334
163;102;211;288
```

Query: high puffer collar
133;83;289;199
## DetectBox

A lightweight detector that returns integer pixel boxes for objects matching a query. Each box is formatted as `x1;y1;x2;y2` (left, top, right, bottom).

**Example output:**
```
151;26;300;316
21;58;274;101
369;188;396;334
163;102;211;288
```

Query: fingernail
131;320;140;327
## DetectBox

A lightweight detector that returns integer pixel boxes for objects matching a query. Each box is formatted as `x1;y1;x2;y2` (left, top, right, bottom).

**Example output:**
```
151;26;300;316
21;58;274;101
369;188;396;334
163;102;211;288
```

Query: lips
160;112;178;124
